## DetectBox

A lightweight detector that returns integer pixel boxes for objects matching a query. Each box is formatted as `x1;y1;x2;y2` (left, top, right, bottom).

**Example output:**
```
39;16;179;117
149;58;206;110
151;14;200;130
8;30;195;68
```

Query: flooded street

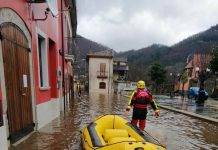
13;93;218;150
156;96;218;119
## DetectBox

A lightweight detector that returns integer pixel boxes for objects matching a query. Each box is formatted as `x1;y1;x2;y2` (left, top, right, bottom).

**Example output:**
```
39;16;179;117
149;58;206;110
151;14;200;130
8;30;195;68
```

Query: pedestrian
76;82;82;97
196;85;208;104
126;80;160;130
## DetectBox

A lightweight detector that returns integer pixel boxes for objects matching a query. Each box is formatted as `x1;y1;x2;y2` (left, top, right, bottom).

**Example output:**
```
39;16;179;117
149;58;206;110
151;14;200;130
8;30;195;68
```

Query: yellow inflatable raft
81;115;166;150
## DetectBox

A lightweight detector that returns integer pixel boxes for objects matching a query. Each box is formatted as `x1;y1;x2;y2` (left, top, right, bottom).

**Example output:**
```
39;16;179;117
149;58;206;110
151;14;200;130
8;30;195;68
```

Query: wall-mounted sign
23;75;28;88
47;0;58;16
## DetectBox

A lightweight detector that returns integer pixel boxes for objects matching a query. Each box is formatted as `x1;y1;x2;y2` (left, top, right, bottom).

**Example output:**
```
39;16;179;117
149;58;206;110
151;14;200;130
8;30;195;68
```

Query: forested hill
75;24;218;81
116;24;218;81
75;35;114;59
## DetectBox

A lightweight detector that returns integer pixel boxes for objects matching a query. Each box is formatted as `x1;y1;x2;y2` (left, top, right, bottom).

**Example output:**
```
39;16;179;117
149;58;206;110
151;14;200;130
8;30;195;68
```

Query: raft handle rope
95;140;147;149
82;132;147;150
142;129;165;148
82;130;146;150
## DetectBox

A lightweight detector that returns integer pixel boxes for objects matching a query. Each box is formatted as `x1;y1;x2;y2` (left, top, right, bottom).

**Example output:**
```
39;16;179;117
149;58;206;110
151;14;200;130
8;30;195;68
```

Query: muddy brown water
12;93;218;150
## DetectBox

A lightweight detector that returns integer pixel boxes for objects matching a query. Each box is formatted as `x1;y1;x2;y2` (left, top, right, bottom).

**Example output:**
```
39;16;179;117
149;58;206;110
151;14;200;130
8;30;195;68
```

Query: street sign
47;0;58;16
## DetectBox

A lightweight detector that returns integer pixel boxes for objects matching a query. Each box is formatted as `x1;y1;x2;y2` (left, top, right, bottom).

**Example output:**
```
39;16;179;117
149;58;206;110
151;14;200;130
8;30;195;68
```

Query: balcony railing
113;66;129;71
97;71;108;78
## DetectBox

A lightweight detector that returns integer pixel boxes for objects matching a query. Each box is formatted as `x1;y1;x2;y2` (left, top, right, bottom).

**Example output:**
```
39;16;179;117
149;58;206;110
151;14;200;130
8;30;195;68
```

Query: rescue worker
76;82;82;97
126;80;160;130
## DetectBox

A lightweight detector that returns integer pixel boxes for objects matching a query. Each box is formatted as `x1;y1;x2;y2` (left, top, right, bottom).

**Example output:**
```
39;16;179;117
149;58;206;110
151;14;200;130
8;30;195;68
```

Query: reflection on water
13;93;218;150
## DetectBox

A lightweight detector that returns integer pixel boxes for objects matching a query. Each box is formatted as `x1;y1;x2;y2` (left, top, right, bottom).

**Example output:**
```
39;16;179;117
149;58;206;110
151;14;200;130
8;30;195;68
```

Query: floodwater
156;95;218;119
12;93;218;150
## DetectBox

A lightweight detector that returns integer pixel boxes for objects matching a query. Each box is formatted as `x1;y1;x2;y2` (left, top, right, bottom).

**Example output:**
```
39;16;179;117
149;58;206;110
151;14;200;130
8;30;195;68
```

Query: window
49;39;58;97
100;63;106;73
38;35;49;87
99;82;106;89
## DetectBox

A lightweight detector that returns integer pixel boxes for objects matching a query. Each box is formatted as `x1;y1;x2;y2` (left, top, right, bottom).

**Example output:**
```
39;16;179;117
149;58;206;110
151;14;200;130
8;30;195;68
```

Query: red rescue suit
129;89;158;130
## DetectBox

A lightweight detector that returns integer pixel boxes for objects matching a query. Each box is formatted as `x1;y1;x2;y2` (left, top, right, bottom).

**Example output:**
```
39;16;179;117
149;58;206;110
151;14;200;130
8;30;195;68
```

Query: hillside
75;35;114;60
75;24;218;81
116;24;218;81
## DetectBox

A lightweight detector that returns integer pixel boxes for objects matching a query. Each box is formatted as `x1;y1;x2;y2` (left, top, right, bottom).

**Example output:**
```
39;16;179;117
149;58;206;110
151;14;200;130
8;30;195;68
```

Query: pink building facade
0;0;77;148
176;52;211;91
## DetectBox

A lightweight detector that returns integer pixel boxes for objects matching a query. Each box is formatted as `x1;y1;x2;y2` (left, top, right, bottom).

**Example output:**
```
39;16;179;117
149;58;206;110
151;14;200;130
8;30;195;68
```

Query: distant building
113;57;129;93
87;51;113;93
176;51;211;91
113;57;129;81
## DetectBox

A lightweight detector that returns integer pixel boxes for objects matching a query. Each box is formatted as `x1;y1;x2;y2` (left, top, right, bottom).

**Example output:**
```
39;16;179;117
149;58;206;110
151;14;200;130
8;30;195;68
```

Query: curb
159;105;218;124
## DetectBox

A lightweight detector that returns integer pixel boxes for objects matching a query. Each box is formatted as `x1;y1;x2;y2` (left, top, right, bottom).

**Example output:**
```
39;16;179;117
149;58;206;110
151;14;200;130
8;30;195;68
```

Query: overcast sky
77;0;218;52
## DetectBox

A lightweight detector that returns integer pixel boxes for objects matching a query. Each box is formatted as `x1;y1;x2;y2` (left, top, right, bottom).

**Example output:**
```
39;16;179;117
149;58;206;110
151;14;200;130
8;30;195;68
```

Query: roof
185;61;193;69
114;66;129;71
87;50;113;59
113;57;127;62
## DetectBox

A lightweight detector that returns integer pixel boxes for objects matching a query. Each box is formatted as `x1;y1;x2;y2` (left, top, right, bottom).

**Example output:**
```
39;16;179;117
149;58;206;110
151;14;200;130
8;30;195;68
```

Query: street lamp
169;72;180;97
169;73;175;98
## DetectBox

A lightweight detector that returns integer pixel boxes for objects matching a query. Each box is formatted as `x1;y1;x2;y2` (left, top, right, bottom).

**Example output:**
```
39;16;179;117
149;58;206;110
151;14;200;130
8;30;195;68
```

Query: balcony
117;76;127;81
97;71;108;79
113;66;129;71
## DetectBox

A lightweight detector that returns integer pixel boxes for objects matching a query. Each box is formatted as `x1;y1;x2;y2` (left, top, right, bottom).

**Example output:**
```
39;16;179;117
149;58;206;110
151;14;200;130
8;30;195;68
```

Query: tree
210;48;218;98
149;62;166;93
210;48;218;73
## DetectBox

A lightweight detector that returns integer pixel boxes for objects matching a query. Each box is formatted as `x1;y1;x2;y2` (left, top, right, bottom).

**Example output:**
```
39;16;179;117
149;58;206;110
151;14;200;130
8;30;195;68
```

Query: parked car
187;87;208;101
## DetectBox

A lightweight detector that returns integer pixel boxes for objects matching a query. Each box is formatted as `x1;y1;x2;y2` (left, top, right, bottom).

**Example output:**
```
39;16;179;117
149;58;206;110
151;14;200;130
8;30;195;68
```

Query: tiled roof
185;61;193;69
113;57;127;62
87;50;113;58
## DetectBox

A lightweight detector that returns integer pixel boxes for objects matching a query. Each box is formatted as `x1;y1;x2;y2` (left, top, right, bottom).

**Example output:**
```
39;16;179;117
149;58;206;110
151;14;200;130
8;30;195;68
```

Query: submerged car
187;87;208;100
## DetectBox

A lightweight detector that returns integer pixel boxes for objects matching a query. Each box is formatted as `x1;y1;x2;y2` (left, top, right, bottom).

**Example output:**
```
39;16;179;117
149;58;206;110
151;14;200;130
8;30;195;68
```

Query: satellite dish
47;0;58;16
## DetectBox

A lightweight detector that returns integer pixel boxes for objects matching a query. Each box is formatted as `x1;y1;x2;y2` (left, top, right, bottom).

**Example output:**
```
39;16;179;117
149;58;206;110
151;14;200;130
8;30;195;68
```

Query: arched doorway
0;23;34;143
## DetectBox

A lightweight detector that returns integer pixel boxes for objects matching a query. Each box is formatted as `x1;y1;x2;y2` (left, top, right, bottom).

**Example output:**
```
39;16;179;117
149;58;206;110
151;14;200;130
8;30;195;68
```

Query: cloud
77;0;218;51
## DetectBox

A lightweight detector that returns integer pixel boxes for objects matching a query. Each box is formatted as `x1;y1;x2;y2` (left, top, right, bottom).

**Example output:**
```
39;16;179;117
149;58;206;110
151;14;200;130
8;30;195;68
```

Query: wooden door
0;23;34;143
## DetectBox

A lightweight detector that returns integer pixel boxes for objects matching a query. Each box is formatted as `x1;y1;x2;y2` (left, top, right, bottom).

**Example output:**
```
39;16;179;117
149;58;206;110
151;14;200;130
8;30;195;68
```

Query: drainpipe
108;58;112;94
61;0;66;112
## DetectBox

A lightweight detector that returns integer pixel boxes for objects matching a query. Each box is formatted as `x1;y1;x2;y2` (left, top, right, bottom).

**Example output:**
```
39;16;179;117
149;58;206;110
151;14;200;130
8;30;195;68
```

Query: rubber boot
139;119;146;130
131;119;138;127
